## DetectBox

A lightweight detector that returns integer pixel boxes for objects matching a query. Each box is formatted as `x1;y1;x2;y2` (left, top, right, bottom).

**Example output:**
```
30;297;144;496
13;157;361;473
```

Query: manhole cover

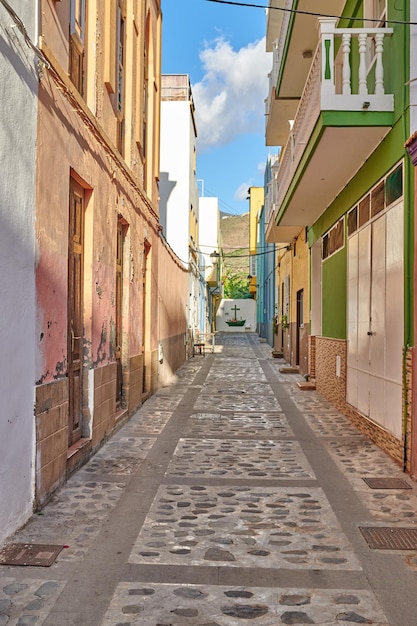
363;477;412;489
0;543;64;567
359;527;417;550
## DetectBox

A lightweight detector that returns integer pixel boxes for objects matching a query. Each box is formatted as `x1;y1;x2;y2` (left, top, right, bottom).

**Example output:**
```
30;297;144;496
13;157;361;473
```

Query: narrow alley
2;333;417;625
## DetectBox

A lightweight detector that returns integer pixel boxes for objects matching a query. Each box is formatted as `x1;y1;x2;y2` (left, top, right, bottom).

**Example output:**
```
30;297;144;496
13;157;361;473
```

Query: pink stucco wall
35;71;159;384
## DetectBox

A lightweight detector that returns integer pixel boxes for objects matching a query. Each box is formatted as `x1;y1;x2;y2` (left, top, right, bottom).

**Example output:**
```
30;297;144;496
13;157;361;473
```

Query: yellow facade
275;228;310;375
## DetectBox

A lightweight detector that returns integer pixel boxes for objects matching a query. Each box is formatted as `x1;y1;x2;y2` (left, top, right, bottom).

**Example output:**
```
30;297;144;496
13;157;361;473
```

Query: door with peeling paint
115;220;124;409
68;178;84;446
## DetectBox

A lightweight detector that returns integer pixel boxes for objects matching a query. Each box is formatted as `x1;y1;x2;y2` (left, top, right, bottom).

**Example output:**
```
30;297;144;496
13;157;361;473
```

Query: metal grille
0;543;64;567
362;477;411;489
359;527;417;550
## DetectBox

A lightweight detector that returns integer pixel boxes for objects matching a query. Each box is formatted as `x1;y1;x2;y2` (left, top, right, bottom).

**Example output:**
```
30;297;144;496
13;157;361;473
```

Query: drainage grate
359;527;417;550
0;543;64;567
362;477;412;489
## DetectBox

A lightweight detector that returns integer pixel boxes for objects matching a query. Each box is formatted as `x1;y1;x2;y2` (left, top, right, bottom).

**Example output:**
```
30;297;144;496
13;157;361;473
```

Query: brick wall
309;335;316;380
405;346;413;474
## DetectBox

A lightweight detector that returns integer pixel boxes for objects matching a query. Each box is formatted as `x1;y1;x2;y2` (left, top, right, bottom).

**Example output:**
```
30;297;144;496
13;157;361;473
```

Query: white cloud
234;182;250;201
258;160;266;176
192;37;271;152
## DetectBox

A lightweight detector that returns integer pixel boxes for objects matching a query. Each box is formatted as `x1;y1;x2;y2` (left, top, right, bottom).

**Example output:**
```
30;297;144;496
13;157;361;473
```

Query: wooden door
68;179;84;446
296;289;304;366
142;242;150;393
115;221;124;408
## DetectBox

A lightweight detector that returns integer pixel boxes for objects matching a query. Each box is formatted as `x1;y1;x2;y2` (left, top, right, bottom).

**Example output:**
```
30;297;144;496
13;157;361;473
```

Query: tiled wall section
308;335;316;380
35;378;68;508
405;346;412;474
92;362;117;449
315;337;347;412
127;353;144;413
315;336;404;466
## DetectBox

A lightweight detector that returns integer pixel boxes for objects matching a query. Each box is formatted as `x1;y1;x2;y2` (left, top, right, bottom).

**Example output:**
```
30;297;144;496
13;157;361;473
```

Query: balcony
266;18;394;243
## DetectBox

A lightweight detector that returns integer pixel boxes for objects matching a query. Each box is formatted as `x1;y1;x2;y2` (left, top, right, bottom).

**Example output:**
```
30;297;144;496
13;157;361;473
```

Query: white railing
273;17;393;211
319;18;393;110
265;0;292;117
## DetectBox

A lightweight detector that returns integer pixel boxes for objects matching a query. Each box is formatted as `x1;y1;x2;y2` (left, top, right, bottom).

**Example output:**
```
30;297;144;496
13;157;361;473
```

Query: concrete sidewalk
1;332;417;625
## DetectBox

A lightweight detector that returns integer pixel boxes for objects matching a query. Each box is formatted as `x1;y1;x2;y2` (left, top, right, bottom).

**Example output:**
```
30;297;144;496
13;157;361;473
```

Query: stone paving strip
166;438;314;478
100;582;389;625
284;372;417;572
0;579;65;626
128;484;361;570
195;394;282;412
3;333;417;624
184;412;294;438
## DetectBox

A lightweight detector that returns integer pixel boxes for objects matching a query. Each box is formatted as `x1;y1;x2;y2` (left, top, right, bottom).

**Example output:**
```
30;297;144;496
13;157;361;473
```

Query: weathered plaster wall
35;76;155;384
0;2;38;543
34;58;160;501
157;237;188;386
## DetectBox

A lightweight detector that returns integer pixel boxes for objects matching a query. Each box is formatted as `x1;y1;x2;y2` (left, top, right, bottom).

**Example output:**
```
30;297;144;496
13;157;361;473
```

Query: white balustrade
269;17;394;216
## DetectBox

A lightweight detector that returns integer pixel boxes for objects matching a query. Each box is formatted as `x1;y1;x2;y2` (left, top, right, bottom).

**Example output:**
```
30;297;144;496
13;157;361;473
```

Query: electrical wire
0;0;50;67
204;0;417;26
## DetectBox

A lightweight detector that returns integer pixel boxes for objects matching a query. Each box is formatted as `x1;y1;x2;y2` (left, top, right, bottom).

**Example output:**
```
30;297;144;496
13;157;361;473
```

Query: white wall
0;2;38;543
160;100;193;265
216;299;257;332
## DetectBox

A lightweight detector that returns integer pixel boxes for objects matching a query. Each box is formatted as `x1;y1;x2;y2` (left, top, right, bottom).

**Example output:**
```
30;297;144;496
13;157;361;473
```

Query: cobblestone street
2;333;417;624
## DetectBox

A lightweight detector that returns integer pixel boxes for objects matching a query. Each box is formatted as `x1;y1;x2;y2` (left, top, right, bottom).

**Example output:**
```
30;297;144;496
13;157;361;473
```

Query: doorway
115;219;125;409
68;178;85;446
296;288;304;366
347;201;403;438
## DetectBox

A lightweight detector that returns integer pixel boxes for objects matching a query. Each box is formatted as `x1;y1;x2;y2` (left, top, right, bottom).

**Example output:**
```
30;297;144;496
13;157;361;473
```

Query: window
116;3;125;115
250;255;256;277
348;206;358;235
373;0;387;26
69;0;86;94
371;181;384;217
359;195;370;227
364;0;387;63
365;0;386;26
386;165;403;206
142;14;150;161
71;0;85;41
347;163;403;238
322;218;344;260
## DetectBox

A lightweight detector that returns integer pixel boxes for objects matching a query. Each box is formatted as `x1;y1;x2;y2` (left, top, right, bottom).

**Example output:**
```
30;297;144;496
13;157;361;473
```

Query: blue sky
161;0;273;215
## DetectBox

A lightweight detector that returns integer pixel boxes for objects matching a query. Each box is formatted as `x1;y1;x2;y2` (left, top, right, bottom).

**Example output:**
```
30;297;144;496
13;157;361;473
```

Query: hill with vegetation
220;212;250;297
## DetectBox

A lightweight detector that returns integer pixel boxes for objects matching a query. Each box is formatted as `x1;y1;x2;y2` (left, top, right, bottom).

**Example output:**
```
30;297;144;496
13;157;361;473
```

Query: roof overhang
271;121;392;243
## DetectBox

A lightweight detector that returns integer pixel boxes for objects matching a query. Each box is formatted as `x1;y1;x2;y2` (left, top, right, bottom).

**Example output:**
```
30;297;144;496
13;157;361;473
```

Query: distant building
159;74;201;344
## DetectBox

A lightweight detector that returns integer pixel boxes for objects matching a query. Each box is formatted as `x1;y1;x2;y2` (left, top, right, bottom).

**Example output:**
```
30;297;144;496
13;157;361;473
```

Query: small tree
222;269;250;299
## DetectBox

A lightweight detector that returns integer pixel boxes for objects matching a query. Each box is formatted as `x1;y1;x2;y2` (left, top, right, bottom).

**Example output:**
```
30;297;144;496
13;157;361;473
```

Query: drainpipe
402;3;412;472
